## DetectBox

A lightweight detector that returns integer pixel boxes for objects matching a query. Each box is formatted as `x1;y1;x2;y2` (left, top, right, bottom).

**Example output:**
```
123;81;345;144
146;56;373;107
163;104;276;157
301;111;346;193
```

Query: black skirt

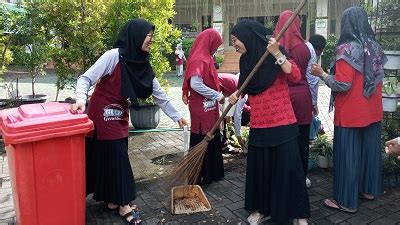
245;138;310;223
190;131;224;184
86;137;136;205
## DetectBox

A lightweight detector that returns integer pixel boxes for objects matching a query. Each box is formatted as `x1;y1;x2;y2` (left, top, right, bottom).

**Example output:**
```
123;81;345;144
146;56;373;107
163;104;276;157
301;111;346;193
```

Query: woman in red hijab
182;29;225;184
274;10;314;186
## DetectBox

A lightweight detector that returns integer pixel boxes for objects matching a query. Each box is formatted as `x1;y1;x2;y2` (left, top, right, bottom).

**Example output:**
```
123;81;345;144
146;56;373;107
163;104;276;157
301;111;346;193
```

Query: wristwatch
275;55;287;65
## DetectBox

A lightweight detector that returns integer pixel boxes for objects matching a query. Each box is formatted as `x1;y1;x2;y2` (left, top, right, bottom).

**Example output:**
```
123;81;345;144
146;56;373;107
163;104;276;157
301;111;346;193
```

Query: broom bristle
169;139;210;186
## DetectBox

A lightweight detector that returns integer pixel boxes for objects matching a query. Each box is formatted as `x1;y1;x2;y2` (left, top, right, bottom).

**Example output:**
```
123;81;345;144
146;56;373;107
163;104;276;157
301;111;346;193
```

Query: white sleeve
233;94;248;137
305;42;319;106
190;75;223;101
75;49;119;103
152;78;182;122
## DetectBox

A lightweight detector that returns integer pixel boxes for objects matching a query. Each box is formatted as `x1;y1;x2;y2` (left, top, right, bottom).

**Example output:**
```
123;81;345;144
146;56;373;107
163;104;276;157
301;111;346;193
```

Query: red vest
87;63;129;140
188;63;220;135
288;43;313;125
176;54;184;65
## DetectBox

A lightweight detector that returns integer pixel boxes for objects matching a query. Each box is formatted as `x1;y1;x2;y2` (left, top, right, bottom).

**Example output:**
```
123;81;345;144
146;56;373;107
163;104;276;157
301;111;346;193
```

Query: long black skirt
245;138;310;223
86;137;136;205
190;131;224;184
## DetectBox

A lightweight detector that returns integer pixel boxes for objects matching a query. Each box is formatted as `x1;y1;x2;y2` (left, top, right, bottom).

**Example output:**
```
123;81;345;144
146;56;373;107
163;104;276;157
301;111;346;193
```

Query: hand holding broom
171;0;308;186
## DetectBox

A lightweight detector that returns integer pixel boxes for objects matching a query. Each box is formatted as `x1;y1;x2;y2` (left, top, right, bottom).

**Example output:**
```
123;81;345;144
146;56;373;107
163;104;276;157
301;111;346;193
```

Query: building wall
174;0;364;49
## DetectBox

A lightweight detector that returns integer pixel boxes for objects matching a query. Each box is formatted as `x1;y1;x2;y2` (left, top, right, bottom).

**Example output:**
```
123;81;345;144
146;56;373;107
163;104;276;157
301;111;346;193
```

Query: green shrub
382;76;400;96
310;134;333;161
215;55;224;64
182;38;195;58
321;34;337;71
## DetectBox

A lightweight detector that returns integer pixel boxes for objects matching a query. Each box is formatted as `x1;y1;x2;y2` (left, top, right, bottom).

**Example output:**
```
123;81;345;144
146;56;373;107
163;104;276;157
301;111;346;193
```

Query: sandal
121;209;142;225
104;203;138;212
247;211;264;224
323;199;357;214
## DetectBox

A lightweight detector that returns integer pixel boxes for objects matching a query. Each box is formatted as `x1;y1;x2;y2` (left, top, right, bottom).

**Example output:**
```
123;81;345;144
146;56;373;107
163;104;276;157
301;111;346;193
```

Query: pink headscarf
273;10;305;51
182;29;223;96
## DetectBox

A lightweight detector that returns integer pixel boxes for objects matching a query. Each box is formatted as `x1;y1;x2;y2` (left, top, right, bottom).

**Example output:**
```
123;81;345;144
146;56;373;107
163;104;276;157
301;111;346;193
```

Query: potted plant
310;134;333;169
215;54;224;69
382;76;400;112
129;97;162;130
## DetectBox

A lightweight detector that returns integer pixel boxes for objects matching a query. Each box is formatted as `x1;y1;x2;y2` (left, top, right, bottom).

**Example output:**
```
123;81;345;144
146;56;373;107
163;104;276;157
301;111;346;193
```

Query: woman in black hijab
229;19;310;225
71;19;187;224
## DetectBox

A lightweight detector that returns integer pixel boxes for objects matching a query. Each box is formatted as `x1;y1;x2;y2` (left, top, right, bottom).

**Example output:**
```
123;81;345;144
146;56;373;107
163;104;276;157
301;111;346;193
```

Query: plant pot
308;158;317;171
329;159;334;168
19;94;48;105
384;51;400;70
130;105;161;129
316;155;329;169
382;94;398;112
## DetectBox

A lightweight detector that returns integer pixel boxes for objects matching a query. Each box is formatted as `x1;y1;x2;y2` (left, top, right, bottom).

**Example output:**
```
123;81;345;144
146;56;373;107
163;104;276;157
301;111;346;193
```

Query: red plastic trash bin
0;102;93;225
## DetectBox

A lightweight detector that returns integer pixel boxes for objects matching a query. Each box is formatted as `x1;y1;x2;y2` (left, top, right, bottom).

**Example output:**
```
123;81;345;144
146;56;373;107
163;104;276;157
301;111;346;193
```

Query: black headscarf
231;19;281;95
335;7;387;97
114;19;155;108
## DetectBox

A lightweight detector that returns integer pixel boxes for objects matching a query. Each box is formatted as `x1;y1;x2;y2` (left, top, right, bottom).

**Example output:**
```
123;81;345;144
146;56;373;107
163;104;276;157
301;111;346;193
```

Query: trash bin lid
0;102;93;144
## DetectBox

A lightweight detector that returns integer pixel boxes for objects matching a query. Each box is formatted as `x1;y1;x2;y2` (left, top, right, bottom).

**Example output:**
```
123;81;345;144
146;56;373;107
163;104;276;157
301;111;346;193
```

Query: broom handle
206;0;308;138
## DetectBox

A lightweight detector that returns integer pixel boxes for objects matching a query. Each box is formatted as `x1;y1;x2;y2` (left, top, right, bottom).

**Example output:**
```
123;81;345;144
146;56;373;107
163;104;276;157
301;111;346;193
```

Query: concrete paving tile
346;213;374;224
327;211;353;223
357;206;383;220
0;207;14;220
369;217;397;225
313;218;335;225
309;208;333;222
214;206;236;221
225;200;244;211
232;208;249;222
308;191;325;203
222;190;243;203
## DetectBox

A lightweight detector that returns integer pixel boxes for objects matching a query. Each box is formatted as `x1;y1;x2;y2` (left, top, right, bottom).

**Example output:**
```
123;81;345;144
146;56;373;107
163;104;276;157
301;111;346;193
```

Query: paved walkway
1;72;400;224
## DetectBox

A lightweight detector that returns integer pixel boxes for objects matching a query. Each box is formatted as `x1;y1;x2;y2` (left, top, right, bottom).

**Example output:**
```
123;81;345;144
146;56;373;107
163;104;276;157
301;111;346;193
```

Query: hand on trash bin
70;101;85;114
178;118;188;128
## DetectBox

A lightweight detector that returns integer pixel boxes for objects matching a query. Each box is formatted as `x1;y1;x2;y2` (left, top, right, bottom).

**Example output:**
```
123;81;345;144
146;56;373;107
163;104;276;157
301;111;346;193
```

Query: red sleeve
335;59;355;83
286;59;301;83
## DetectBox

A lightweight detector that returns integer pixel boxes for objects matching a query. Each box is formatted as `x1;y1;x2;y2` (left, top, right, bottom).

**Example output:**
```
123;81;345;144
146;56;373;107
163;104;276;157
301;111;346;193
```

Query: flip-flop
323;199;357;214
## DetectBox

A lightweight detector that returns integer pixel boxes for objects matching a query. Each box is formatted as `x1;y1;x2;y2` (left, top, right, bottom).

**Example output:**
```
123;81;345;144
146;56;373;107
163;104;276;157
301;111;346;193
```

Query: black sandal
121;210;142;225
104;203;138;213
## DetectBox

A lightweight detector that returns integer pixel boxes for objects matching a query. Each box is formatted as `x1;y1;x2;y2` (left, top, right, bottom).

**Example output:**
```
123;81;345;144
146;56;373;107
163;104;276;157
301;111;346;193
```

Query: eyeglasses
147;33;155;39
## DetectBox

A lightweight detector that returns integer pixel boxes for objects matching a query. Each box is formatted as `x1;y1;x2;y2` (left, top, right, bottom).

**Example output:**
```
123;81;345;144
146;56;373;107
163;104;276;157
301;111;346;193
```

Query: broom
171;0;308;186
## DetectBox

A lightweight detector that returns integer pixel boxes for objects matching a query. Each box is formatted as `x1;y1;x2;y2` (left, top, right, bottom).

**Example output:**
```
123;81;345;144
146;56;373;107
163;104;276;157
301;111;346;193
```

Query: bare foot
360;193;374;200
107;203;118;210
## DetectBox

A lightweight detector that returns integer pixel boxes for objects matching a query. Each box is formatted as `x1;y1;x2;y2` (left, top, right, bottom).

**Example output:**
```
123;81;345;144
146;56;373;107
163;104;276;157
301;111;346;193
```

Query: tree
41;1;106;100
0;6;13;81
8;2;51;97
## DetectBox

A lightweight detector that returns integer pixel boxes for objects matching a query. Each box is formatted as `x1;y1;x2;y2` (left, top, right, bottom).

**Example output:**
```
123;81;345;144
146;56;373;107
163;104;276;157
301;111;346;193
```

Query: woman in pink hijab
182;29;225;184
274;10;314;188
